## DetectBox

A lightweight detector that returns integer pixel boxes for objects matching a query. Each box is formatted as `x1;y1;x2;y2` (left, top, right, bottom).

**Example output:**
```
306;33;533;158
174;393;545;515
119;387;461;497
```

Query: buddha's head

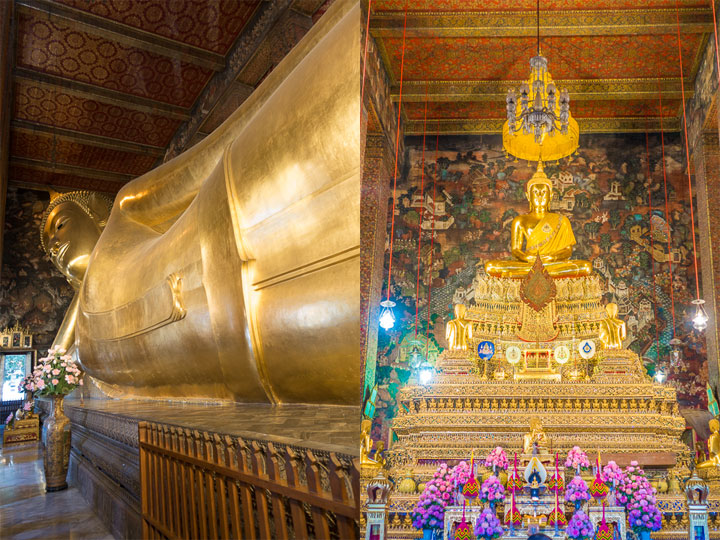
605;302;619;318
529;417;542;431
525;162;553;212
40;191;114;288
454;303;466;319
711;418;719;434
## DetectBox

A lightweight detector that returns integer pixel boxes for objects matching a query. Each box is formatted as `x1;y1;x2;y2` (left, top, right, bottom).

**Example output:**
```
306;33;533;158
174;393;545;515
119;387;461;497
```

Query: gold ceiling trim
403;117;682;135
390;78;694;101
370;8;712;38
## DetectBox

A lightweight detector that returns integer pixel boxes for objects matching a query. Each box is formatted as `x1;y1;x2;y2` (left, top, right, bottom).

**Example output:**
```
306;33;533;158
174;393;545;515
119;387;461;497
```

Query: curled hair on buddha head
39;191;114;254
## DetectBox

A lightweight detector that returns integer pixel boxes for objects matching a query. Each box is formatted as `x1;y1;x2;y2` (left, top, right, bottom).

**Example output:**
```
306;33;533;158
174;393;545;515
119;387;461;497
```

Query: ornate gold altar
361;160;713;538
3;415;39;445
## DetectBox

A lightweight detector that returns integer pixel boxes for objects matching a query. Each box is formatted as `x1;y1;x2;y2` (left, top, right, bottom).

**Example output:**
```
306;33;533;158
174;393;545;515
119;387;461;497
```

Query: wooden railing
139;421;359;539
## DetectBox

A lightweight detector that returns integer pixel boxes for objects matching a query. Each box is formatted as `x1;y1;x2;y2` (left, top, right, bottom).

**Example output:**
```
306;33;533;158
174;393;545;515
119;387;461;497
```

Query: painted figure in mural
696;419;720;470
40;191;114;352
522;417;549;455
598;302;626;350
446;303;473;350
485;162;592;278
37;1;360;406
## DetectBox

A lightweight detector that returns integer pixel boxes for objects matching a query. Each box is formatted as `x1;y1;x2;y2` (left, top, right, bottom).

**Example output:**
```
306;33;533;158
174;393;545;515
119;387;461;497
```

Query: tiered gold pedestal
2;415;39;445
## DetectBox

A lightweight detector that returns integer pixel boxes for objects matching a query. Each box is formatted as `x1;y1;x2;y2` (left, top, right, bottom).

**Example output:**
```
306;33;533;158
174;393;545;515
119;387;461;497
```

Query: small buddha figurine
598;302;626;349
446;303;473;350
40;191;114;352
523;417;548;455
485;162;592;278
361;419;382;469
697;419;720;470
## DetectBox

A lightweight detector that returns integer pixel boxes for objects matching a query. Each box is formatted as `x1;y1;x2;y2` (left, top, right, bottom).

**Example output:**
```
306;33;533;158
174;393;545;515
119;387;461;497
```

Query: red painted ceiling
370;0;714;134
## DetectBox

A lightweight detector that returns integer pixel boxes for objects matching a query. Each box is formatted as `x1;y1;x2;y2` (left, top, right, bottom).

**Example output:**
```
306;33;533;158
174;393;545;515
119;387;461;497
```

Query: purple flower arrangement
566;510;595;540
565;475;590;504
484;446;509;471
474;508;503;540
618;461;662;533
450;460;473;491
412;463;454;530
565;446;590;470
479;475;505;504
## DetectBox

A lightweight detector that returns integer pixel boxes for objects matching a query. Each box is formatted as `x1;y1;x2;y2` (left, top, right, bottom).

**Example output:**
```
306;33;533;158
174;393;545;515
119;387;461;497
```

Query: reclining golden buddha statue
40;0;359;406
485;162;592;279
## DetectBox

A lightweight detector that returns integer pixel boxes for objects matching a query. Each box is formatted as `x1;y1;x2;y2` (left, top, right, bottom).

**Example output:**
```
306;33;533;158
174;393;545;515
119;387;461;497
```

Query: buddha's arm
52;290;80;352
510;218;531;262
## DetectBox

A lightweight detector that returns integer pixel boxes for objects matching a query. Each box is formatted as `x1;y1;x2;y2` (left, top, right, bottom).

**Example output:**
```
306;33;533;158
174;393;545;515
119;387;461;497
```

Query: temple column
691;131;720;391
361;132;393;401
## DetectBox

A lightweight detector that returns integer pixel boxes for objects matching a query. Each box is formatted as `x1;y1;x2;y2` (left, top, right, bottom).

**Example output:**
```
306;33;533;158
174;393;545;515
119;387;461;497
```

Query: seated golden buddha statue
598;302;626;349
522;417;549;455
697;419;720;470
485;162;591;279
39;0;359;406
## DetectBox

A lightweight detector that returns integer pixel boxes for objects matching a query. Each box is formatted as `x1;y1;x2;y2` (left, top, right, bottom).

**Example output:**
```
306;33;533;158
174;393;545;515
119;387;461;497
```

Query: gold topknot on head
525;161;553;194
39;191;114;254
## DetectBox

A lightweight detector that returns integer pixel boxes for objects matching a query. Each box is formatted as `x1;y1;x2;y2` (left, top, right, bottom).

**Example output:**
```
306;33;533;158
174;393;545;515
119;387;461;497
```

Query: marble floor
0;442;113;540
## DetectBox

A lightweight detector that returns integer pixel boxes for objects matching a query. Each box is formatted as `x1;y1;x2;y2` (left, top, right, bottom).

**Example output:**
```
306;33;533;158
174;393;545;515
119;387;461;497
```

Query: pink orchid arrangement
484;446;509;471
479;475;505;504
412;463;454;530
450;460;473;491
18;374;36;394
566;510;595;540
616;461;662;533
565;446;590;470
4;400;34;428
565;475;590;504
26;347;84;397
602;460;626;487
474;508;503;540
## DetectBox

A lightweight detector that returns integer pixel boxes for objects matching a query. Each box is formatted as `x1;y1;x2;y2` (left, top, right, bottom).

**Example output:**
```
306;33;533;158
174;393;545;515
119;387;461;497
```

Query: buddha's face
454;303;466;319
527;183;551;212
606;302;619;318
42;201;101;287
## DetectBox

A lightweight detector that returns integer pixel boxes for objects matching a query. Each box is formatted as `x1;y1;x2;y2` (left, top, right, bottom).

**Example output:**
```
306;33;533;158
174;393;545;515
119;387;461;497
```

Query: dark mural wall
0;187;74;352
374;132;707;439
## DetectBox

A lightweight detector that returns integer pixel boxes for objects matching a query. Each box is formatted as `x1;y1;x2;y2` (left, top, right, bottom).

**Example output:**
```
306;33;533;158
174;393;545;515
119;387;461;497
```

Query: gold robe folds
525;214;576;257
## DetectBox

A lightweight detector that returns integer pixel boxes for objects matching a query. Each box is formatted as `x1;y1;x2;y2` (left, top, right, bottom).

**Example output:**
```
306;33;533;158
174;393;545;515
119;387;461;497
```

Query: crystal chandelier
503;0;579;162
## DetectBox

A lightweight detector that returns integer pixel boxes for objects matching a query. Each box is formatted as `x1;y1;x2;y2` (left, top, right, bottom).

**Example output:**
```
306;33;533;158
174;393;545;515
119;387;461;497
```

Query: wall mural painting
0;187;75;352
374;133;707;440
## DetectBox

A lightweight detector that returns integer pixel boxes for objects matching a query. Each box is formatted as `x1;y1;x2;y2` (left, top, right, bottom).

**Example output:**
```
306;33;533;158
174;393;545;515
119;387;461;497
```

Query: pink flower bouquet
412;463;453;530
565;476;590;504
450;460;473;491
566;510;595;540
617;461;662;533
27;347;84;397
474;508;503;540
484;446;509;471
565;446;590;471
479;475;505;504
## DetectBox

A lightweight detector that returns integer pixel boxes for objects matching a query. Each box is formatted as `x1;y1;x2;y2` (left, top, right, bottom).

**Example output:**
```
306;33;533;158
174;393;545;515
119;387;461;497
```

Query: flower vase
639;531;651;540
42;395;71;492
574;500;582;511
423;528;441;540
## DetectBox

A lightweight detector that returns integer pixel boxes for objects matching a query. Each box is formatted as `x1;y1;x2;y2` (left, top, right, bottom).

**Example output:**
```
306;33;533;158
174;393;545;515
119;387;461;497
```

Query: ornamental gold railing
139;421;359;539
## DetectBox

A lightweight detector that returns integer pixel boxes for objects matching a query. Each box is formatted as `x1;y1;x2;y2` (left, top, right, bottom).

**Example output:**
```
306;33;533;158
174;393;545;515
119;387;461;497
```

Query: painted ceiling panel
383;34;703;82
10;131;157;176
16;9;213;107
372;0;708;11
54;0;261;55
13;81;181;147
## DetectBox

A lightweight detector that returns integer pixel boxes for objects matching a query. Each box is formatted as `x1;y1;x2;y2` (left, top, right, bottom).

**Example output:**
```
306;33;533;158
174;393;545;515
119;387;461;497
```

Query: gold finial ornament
485;162;592;278
598;303;627;350
445;303;473;350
